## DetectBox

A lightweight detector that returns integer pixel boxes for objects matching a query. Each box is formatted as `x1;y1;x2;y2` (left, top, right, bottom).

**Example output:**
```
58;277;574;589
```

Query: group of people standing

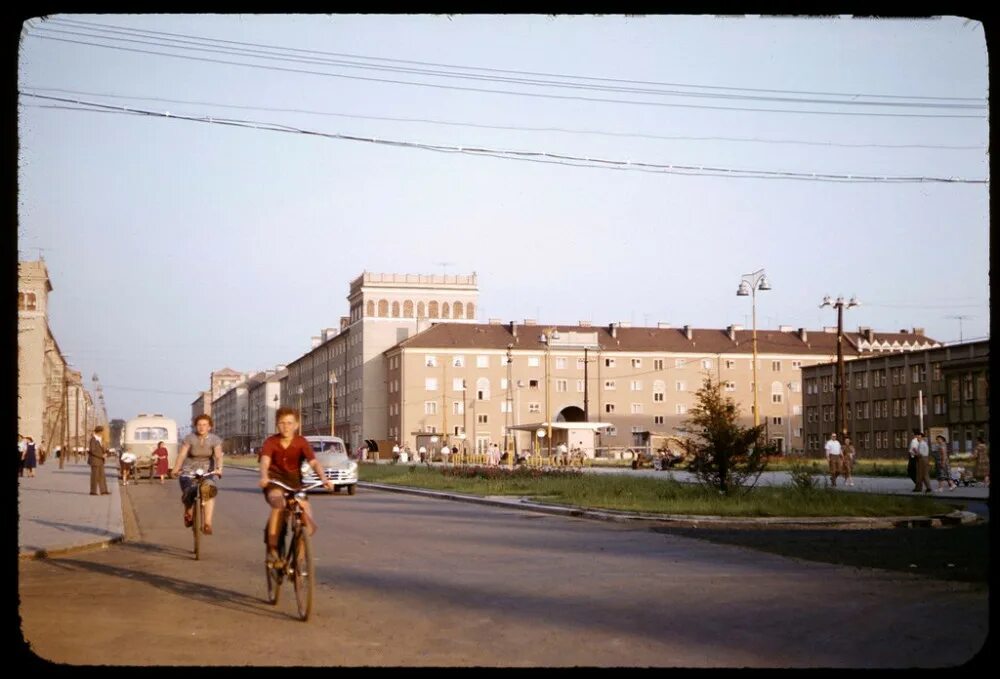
908;431;990;492
823;433;857;487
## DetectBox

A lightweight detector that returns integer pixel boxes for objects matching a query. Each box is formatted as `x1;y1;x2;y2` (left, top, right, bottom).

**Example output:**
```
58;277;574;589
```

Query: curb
19;537;124;561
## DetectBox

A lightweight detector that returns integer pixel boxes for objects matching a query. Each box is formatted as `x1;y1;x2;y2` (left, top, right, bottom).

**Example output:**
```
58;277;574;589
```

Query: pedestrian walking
152;440;169;483
909;430;932;493
933;435;955;491
824;432;843;486
88;426;110;495
972;436;989;486
119;450;137;485
841;437;856;486
23;436;38;477
18;435;27;477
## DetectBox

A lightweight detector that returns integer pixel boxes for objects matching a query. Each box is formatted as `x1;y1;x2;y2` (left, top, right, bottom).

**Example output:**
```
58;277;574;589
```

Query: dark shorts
261;469;302;500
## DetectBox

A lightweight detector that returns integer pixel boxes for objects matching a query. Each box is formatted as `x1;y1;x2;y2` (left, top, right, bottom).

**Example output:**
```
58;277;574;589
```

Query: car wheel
347;484;357;495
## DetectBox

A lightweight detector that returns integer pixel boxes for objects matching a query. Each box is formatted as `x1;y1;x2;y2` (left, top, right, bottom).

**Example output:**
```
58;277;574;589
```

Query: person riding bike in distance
171;414;223;534
260;407;334;565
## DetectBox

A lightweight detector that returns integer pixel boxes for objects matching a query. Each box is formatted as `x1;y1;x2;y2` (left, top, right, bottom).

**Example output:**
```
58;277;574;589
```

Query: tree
681;377;773;495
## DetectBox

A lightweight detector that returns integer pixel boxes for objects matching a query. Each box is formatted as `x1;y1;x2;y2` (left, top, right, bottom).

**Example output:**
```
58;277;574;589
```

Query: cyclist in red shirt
259;407;334;563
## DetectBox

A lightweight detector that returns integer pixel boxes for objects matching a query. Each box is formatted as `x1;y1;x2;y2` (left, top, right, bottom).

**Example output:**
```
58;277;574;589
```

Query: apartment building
802;339;988;457
212;377;249;453
248;366;286;451
383;320;926;456
282;271;479;449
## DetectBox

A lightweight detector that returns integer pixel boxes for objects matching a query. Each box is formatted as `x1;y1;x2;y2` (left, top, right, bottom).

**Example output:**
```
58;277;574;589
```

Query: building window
676;381;686;392
605;358;616;368
500;378;508;390
675;359;687;368
576;379;585;392
932;363;941;381
528;403;541;413
654;415;664;425
428;301;439;318
605;403;616;413
724;381;736;392
452;355;465;368
556;379;568;392
555;357;567;369
424;401;437;415
425;355;438;368
675;404;687;415
654;359;664;370
500;401;511;413
932;395;947;415
605;380;616;390
528;356;540;368
477;414;488;424
772;416;782;426
725;359;735;370
792;360;801;369
607;426;617;436
632;358;642;368
17;291;37;311
476;378;490;401
631;403;643;414
771;361;781;371
452;401;464;415
529;379;539;389
442;302;451;319
653;392;665;402
912;365;926;383
453;378;465;391
772;393;782;404
425;378;438;391
630;380;643;391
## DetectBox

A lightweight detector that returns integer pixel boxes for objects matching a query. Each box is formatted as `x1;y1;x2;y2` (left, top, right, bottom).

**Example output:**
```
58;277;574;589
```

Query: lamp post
539;329;560;458
272;394;279;436
505;343;514;467
819;295;859;443
736;269;771;427
329;371;337;437
296;385;304;430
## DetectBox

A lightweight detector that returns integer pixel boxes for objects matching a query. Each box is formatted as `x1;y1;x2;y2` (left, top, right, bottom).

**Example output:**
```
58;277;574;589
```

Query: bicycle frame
180;468;218;560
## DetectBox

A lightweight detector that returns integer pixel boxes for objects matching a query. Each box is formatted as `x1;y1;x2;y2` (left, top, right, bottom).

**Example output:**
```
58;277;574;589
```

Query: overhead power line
25;27;986;119
20;93;990;184
44;16;985;104
22;87;986;151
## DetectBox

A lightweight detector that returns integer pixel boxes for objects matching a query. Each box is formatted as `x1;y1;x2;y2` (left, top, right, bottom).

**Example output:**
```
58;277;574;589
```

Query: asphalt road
19;467;988;667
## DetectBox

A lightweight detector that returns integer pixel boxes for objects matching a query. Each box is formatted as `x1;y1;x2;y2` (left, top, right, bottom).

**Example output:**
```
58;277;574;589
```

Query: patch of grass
359;463;952;517
764;457;911;478
654;523;990;584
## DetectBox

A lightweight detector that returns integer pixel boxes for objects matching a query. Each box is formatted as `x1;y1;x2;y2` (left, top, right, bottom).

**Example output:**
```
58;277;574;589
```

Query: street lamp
329;371;337;437
736;269;771;427
296;385;304;430
505;343;514;467
539;329;560;458
819;295;859;443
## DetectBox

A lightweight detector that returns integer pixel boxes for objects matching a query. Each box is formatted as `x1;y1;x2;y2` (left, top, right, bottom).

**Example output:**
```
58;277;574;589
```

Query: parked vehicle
122;414;178;481
301;435;358;494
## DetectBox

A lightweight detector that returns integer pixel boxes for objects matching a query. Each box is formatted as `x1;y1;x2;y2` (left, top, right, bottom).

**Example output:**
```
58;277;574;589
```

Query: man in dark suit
88;425;110;495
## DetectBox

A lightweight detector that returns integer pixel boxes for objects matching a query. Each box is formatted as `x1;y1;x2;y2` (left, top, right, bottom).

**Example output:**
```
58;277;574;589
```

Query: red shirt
261;434;316;482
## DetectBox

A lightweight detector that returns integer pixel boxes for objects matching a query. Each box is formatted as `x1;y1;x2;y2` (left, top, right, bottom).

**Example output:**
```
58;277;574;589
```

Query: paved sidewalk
18;459;124;559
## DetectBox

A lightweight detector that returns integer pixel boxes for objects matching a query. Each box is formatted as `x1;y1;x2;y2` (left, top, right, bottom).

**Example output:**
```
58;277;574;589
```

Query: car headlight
349;462;358;472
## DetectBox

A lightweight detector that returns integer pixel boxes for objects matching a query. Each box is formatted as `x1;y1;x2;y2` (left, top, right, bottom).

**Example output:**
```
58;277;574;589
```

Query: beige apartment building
18;259;103;450
282;272;479;450
248;366;286;451
384;320;939;456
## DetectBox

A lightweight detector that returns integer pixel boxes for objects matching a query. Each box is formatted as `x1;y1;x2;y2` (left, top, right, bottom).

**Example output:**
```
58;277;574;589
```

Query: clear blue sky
17;14;990;429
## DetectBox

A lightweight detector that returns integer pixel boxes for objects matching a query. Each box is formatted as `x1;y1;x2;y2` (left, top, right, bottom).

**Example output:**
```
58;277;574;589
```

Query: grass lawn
356;463;954;518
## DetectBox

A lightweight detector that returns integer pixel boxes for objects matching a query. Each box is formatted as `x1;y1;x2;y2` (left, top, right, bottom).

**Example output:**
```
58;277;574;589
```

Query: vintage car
301;435;358;494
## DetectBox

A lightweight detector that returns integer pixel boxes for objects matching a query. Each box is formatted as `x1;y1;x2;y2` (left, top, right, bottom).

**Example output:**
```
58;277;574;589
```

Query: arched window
391;301;400;317
366;300;375;317
428;301;439;318
453;300;464;319
466;302;475;319
442;302;450;318
476;377;490;401
403;300;414;318
417;301;426;318
378;300;388;317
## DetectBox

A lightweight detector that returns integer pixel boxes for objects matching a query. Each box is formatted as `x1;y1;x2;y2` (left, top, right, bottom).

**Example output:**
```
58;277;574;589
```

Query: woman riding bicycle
259;408;334;565
171;414;223;534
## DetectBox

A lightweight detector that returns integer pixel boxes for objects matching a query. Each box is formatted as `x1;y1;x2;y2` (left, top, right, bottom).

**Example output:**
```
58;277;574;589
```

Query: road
19;467;987;667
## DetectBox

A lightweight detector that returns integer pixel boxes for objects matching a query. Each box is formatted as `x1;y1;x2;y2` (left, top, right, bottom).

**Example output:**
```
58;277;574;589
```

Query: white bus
123;414;179;480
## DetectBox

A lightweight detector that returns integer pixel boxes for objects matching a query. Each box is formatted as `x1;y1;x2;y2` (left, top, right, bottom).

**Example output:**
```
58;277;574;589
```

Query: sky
16;14;990;430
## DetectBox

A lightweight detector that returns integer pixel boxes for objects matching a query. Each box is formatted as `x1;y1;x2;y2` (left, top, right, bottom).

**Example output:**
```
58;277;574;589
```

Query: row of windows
418;354;807;372
365;299;476;320
805;363;944;394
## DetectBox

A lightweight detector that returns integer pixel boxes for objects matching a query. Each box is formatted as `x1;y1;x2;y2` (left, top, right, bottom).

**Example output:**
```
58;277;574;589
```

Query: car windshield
310;440;346;455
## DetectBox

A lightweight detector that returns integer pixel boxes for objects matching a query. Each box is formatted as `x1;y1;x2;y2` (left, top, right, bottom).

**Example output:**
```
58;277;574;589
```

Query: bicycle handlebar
266;478;327;493
178;469;220;479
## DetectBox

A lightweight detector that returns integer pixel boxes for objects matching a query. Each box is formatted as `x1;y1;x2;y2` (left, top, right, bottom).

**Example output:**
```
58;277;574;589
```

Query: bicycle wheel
291;523;314;621
191;495;201;560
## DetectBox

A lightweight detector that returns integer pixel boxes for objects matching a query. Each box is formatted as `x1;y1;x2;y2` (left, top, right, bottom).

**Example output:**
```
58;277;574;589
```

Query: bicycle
263;478;327;621
178;468;219;561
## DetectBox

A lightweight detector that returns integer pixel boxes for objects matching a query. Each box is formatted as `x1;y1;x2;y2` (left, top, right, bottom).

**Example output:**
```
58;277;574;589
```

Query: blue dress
24;443;37;469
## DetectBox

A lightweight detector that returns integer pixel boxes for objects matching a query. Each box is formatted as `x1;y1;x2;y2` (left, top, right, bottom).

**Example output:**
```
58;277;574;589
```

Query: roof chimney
340;316;350;331
913;327;925;336
858;326;874;342
310;336;321;349
726;325;736;341
683;325;693;340
509;320;518;337
798;328;808;343
609;322;617;339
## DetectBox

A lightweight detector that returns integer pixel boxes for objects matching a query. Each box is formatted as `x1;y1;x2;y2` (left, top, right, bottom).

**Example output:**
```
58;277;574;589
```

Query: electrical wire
22;86;986;151
19;93;989;184
25;30;986;119
43;16;986;104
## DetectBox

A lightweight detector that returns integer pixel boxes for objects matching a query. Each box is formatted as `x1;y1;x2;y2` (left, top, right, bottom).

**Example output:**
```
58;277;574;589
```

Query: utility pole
583;346;589;422
505;344;514;464
820;295;859;442
61;367;69;466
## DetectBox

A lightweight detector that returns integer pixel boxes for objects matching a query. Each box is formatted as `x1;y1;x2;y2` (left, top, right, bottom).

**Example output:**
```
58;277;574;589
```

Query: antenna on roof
435;261;455;275
945;314;974;343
